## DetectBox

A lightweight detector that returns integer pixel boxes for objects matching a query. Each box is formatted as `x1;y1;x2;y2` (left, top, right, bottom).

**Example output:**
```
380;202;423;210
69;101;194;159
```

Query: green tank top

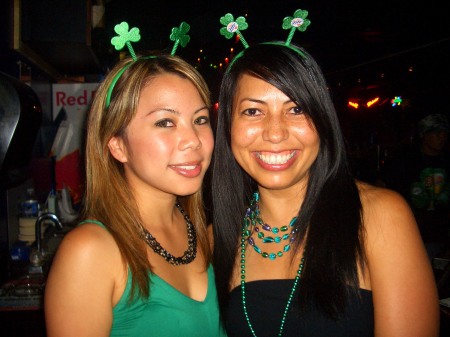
80;220;226;337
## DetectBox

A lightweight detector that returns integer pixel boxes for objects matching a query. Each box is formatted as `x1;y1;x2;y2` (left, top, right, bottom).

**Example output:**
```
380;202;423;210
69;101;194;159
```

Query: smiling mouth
257;151;296;165
169;162;202;178
177;165;197;170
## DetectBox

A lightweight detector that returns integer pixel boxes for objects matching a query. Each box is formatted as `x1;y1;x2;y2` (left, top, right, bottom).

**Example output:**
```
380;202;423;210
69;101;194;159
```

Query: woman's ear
108;136;128;163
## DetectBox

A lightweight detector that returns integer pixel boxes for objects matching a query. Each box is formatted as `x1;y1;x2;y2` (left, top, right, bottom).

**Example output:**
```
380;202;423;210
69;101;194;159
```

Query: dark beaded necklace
241;192;305;337
141;201;197;265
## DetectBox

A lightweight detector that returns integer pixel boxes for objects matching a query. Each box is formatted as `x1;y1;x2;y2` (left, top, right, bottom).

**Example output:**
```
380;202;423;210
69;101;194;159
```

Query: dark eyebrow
194;106;210;114
147;108;178;116
147;105;209;116
239;98;265;105
238;98;294;105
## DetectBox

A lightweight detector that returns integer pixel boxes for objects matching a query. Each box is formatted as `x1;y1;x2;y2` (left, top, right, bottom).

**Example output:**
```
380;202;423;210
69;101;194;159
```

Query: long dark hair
212;43;365;319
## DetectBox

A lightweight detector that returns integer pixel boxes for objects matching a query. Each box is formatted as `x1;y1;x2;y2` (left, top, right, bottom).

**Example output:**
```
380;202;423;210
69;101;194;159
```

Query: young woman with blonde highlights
45;54;225;337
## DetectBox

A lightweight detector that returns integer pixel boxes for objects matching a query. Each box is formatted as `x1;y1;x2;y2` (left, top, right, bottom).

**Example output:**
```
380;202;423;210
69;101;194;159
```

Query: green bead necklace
240;192;305;336
244;192;299;260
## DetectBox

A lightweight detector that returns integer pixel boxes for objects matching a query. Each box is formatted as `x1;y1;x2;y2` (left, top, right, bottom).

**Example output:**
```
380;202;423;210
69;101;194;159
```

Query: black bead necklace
241;192;305;337
141;201;197;265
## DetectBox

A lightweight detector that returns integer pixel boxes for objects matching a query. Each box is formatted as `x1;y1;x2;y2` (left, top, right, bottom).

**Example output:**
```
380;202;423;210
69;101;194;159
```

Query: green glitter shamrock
111;21;141;60
170;22;191;55
282;9;311;46
220;13;249;49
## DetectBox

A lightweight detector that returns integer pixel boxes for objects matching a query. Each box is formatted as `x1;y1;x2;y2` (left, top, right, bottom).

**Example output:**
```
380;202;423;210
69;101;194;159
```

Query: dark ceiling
103;0;449;74
101;0;450;101
6;0;449;103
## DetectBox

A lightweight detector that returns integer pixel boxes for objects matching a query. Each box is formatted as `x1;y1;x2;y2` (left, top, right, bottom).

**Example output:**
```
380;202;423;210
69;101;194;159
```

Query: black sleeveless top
226;279;374;337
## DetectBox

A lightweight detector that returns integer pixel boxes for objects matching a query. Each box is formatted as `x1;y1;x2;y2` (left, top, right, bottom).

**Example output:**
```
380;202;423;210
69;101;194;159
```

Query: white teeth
259;152;295;164
179;165;196;170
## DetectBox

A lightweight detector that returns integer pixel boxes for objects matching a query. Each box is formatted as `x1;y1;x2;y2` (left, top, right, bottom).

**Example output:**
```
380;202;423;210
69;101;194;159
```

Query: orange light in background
366;97;379;107
348;101;359;109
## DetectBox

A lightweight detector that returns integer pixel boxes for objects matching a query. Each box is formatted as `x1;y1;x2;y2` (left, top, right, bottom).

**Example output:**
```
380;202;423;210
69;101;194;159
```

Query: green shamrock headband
105;21;191;108
220;9;311;70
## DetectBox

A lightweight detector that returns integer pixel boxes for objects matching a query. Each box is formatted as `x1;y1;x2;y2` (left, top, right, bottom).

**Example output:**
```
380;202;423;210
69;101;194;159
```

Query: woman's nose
179;126;202;150
262;116;289;143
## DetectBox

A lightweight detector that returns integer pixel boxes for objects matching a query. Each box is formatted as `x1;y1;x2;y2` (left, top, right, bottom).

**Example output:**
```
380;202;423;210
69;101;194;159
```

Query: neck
256;188;303;225
134;191;179;230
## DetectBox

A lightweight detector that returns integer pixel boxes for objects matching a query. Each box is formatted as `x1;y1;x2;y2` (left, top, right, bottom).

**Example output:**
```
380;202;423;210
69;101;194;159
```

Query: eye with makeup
155;118;175;128
289;105;304;115
241;108;262;117
194;115;210;125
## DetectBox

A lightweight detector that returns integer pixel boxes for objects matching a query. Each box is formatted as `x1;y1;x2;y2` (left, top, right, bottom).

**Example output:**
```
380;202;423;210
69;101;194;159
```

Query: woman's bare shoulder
357;181;410;215
355;183;439;335
60;221;117;250
52;221;122;273
45;223;125;336
356;181;419;245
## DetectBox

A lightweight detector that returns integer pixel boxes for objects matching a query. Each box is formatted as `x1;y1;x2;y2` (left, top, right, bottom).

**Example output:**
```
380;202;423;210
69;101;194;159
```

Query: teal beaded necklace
241;192;305;337
243;192;299;260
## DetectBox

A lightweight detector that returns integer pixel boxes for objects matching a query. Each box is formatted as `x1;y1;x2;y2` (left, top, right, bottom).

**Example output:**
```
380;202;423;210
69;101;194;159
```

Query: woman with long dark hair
212;43;439;336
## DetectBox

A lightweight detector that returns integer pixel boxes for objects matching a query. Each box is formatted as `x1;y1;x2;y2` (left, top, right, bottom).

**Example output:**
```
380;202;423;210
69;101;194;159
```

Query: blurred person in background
379;113;450;261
